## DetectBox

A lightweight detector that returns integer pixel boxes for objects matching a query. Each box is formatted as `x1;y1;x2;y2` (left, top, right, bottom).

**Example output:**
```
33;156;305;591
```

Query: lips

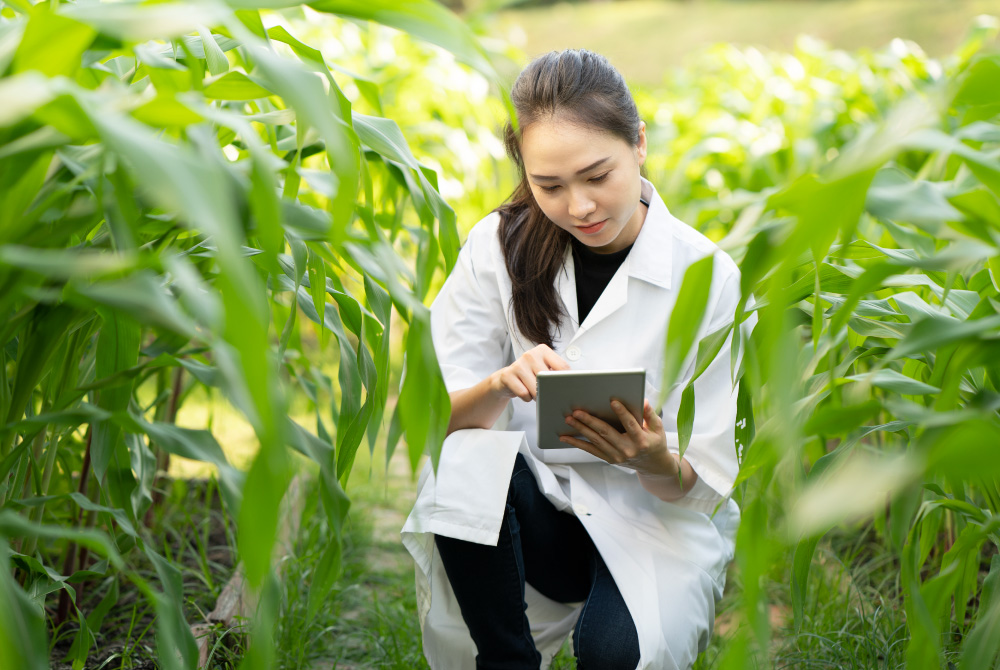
577;219;608;234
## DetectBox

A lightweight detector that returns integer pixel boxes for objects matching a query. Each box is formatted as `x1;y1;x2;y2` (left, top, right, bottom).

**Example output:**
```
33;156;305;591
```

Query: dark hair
497;49;642;347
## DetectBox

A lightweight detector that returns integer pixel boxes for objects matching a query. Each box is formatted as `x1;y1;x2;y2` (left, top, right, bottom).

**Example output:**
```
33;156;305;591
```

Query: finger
572;410;623;444
526;347;569;373
566;413;620;460
611;399;645;442
644;400;663;431
542;349;571;371
508;360;541;400
515;368;538;401
501;370;533;402
559;434;611;463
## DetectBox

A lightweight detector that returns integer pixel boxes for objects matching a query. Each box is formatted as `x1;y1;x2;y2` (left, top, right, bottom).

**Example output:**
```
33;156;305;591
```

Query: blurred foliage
637;35;967;237
642;17;1000;670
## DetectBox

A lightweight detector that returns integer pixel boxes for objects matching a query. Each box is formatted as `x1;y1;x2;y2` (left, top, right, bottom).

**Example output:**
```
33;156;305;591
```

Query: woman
402;49;750;670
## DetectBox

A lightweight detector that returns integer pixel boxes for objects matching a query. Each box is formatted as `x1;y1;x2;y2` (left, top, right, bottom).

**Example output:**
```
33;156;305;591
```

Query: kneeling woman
402;49;750;670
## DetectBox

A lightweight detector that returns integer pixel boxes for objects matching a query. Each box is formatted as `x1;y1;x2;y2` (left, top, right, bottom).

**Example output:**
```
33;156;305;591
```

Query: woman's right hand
447;344;570;435
488;344;571;402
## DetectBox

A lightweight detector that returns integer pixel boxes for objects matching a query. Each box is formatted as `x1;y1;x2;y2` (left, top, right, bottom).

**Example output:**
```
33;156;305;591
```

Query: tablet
535;369;645;449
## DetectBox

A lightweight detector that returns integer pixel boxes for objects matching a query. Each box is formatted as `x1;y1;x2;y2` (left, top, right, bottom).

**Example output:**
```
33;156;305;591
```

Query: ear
636;121;648;167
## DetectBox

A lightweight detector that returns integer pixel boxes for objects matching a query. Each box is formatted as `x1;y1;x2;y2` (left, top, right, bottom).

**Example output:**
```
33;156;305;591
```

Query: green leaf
660;255;714;403
306;473;350;619
398;310;450;471
90;311;141;518
0;512;123;569
13;6;95;77
307;249;328;344
787;263;859;304
846;369;940;395
133;419;244;515
924;419;1000;480
808;421;912;483
905;128;1000;198
196;27;229;76
691;323;733;383
803;400;882;437
0;72;54;129
0;247;137;279
2;306;82;457
305;0;495;78
266;25;325;64
69;272;197;338
735;381;754;466
676;384;696;460
0;539;48;670
770;169;876;259
60;3;230;41
790;535;821;631
145;548;199;670
954;54;1000;107
0;149;54;244
887;313;1000;361
865;168;963;230
202;71;273;100
789;452;924;537
249;45;359;244
960;555;1000;670
67;577;119;662
305;536;342;620
354;113;458;268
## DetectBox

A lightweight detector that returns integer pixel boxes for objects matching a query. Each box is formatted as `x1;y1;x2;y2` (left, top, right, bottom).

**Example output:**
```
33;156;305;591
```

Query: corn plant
0;1;498;668
652;17;1000;669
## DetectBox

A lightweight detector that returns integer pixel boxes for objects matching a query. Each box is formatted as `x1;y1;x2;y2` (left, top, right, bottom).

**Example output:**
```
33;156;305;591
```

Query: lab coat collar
555;178;674;338
628;177;674;291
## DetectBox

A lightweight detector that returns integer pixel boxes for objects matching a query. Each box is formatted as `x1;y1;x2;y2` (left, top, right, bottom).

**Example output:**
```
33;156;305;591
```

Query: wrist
486;370;508;399
634;451;679;479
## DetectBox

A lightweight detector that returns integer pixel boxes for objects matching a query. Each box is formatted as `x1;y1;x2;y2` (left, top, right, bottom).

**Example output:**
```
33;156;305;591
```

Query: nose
567;189;596;220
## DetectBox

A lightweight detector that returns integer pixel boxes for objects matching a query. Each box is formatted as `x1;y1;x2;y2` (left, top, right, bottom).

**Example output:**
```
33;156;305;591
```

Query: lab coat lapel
554;245;579;333
574;258;630;337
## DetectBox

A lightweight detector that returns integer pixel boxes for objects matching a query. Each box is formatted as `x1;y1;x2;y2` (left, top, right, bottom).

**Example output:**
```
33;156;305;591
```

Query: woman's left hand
560;399;679;477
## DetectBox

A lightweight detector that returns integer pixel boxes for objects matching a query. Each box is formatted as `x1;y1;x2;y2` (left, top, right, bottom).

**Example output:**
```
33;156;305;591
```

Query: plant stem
56;426;93;626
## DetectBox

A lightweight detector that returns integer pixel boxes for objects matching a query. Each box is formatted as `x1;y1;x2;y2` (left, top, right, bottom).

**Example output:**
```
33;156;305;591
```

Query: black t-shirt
571;238;633;324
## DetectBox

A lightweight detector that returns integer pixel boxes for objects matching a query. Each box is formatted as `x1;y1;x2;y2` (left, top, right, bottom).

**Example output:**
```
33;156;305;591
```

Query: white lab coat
402;179;752;670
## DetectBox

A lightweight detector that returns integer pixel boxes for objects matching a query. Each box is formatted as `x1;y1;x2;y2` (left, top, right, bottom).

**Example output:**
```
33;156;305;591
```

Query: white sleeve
429;215;512;393
663;252;755;513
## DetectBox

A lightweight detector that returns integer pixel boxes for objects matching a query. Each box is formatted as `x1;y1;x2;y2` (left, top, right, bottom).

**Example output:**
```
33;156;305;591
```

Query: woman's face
520;114;647;254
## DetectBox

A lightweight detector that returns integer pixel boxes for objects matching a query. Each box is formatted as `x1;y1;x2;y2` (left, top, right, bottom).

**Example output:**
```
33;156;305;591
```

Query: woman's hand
447;344;570;435
559;399;679;477
488;344;571;402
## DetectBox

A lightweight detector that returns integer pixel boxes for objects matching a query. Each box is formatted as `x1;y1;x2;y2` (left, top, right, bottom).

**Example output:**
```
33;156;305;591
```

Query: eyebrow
529;157;611;181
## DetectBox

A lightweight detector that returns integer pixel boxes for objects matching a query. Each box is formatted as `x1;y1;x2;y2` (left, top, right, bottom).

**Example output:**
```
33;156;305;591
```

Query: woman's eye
540;185;561;193
589;172;610;183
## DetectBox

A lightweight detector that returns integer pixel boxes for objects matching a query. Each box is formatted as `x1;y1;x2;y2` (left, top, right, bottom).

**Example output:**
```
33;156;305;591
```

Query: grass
495;0;999;86
271;442;429;670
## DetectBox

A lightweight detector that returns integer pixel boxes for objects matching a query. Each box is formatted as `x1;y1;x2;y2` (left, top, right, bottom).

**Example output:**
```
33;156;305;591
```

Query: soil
48;477;239;670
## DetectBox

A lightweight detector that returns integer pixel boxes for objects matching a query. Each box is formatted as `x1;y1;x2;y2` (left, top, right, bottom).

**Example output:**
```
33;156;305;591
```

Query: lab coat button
566;346;581;362
572;503;589;516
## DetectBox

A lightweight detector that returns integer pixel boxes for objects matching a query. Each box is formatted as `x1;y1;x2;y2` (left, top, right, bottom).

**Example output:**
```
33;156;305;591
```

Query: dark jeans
434;453;641;670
